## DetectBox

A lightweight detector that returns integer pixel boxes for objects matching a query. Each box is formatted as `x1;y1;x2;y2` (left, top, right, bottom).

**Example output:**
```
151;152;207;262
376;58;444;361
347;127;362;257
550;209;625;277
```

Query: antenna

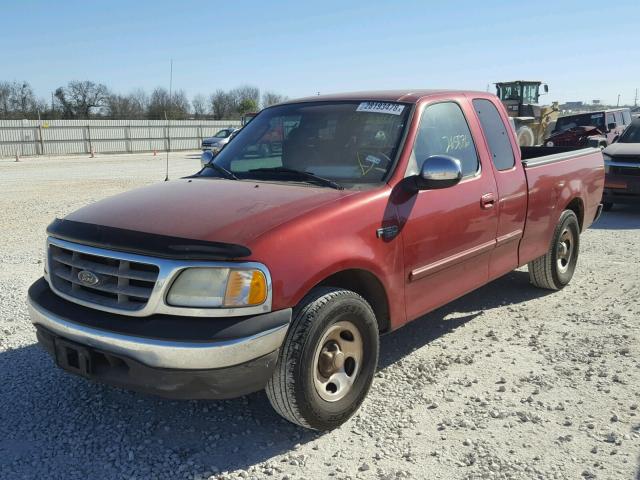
164;58;173;182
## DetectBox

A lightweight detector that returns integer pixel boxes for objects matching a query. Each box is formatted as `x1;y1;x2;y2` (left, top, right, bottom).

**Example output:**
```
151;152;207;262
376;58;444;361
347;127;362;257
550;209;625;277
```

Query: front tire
528;210;580;290
266;288;379;431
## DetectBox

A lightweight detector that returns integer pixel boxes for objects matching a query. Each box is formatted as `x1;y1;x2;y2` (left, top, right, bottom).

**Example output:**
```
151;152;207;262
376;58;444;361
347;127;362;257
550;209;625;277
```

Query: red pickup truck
28;90;604;431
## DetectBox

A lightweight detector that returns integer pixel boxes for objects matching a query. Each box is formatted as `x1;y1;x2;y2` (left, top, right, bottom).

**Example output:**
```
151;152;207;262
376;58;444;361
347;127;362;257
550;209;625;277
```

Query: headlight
166;267;268;308
546;141;554;147
603;153;611;174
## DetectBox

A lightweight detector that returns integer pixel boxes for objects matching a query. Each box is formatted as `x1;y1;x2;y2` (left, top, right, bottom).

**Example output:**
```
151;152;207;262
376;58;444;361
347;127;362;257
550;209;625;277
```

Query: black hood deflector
47;218;252;260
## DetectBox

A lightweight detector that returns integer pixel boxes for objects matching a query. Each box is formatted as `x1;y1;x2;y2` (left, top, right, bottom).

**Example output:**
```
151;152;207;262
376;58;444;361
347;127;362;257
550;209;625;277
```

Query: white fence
0;119;242;158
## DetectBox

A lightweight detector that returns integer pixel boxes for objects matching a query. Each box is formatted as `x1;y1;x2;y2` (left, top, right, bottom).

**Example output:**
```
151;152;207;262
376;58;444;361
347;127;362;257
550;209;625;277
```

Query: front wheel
266;288;379;430
528;210;580;290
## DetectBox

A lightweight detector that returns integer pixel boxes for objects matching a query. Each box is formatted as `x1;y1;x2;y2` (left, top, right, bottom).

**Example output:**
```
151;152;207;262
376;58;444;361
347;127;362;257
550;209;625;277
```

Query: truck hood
603;142;640;157
202;137;228;145
64;178;354;248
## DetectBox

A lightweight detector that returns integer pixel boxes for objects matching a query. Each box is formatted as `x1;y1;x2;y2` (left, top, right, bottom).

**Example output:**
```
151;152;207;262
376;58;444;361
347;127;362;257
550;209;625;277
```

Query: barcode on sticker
356;102;405;115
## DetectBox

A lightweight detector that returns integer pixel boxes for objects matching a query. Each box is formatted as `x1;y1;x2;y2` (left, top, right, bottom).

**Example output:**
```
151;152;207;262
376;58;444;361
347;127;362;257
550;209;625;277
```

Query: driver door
398;99;498;321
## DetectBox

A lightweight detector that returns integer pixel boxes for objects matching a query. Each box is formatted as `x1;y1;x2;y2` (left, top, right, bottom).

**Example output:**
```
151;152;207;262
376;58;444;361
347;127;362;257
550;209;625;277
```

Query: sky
1;0;639;106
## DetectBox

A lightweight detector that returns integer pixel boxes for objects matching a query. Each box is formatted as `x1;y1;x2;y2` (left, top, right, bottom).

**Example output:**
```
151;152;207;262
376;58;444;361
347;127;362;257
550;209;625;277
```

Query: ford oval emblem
77;270;100;286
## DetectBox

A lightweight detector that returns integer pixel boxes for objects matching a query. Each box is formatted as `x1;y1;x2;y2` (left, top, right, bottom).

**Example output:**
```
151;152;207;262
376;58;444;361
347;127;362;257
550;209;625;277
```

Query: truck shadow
0;270;552;478
591;205;640;230
378;269;552;369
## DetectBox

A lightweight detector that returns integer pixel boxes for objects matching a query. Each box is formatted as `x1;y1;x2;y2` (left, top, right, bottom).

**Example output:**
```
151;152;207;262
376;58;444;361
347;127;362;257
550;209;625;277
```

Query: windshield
555;112;605;132
618;122;640;143
199;101;411;188
214;129;232;138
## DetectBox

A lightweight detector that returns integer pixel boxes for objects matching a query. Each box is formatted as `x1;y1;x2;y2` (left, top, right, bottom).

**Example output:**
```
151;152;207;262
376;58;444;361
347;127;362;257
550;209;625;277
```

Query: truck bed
518;146;604;265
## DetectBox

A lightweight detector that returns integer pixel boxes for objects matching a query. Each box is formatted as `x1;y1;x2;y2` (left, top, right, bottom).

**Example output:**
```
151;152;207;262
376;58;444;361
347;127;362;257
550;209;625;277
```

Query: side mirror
415;155;463;190
543;84;549;93
201;150;215;165
607;122;617;131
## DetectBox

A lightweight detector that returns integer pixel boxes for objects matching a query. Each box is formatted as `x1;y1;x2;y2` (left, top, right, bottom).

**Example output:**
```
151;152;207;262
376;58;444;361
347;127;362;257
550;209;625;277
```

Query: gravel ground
1;152;639;480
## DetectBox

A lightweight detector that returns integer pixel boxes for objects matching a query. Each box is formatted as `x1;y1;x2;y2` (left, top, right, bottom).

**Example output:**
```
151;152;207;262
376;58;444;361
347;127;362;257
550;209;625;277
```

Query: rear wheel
266;288;379;431
528;210;580;290
516;125;535;146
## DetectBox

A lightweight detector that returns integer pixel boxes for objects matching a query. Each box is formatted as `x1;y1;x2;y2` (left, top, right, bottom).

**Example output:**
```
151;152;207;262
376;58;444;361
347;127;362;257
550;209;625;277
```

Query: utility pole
164;58;173;182
635;88;638;107
617;94;620;107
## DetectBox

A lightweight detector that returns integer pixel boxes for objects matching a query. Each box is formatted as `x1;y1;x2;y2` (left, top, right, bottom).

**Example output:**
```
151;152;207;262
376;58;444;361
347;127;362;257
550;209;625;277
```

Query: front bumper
603;174;640;205
28;278;291;399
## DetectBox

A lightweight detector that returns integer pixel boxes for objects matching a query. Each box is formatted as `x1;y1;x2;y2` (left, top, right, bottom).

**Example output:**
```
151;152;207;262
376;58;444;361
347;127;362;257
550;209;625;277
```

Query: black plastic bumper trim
36;325;278;400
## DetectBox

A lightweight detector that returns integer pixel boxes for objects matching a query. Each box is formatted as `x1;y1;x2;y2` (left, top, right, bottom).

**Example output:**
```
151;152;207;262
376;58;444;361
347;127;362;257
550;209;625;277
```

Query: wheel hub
556;227;574;273
318;341;345;377
312;321;363;402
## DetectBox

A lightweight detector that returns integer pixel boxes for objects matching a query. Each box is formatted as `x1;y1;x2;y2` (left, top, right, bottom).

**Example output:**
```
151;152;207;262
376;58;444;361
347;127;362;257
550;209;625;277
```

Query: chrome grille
49;243;159;311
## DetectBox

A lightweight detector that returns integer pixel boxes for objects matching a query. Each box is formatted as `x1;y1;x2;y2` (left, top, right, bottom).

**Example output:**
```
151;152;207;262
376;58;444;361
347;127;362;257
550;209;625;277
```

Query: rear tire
516;125;535;147
266;287;379;431
528;210;580;290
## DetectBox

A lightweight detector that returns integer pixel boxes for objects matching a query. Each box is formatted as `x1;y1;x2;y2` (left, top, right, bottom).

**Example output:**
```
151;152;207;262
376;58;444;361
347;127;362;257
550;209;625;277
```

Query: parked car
602;118;640;210
201;127;239;153
200;129;241;167
544;108;632;148
27;90;604;431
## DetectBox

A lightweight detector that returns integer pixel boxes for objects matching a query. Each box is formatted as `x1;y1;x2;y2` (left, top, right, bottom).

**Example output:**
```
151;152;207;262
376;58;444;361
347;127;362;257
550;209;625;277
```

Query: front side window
622;110;632;125
200;101;410;188
606;113;615;128
409;102;479;177
473;98;515;171
614;112;624;126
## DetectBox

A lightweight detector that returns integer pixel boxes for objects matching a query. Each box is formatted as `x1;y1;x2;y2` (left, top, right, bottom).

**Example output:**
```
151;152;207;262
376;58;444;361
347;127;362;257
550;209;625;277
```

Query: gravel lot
1;152;639;480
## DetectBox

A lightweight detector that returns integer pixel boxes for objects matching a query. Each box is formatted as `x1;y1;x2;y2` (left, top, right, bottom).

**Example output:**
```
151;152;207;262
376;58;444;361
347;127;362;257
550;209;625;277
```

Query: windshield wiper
203;162;238;180
248;167;344;190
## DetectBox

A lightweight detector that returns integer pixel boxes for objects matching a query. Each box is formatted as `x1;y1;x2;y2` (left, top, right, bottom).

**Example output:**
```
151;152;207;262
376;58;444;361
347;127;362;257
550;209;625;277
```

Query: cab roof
287;89;490;105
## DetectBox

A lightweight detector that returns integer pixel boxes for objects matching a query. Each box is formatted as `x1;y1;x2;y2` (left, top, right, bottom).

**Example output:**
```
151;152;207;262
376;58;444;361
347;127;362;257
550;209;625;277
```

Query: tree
0;80;43;119
54;80;109;119
191;93;208;119
231;85;260;109
0;82;13;118
262;91;287;107
147;87;190;120
209;89;236;120
105;91;147;119
238;98;259;115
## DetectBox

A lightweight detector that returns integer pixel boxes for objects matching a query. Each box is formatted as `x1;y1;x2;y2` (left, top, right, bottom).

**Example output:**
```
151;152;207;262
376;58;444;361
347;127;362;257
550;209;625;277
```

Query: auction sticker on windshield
356;102;405;115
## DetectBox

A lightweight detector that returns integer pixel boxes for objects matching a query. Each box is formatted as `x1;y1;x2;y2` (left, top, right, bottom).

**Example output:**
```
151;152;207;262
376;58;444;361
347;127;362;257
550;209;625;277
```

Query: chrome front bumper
28;291;290;371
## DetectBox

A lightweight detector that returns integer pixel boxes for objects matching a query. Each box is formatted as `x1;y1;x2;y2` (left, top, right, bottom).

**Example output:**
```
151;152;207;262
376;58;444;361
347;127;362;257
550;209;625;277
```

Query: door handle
481;193;495;209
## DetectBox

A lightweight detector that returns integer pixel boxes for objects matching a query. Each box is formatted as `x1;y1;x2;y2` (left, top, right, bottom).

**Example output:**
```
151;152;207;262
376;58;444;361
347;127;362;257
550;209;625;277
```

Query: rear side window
606;113;615;127
472;99;515;171
411;102;479;177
